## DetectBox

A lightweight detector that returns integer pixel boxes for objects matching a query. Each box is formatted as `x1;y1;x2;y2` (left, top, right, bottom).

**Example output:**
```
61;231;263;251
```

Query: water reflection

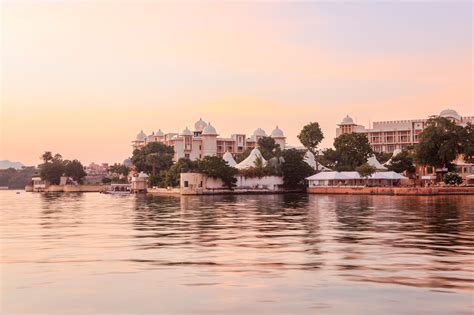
1;192;473;315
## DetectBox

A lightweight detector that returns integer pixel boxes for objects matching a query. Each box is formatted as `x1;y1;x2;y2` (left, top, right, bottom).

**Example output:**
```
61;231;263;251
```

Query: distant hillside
0;160;25;170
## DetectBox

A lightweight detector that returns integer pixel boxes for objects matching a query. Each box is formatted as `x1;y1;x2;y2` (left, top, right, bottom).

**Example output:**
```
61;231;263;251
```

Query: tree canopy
257;136;280;160
386;151;416;174
132;143;174;183
197;156;238;189
297;122;324;160
322;133;373;171
415;117;465;168
280;149;314;189
38;152;86;184
356;163;376;179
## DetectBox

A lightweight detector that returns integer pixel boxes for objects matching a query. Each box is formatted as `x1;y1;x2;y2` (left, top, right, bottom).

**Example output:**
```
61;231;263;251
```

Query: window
427;167;433;174
185;154;190;158
184;181;189;187
199;181;203;188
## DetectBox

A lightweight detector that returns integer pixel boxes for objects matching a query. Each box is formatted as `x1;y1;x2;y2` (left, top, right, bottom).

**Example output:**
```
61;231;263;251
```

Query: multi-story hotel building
336;109;473;153
132;118;286;161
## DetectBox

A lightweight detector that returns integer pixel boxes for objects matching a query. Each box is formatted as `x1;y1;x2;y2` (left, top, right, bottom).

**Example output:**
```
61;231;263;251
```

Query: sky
1;1;472;166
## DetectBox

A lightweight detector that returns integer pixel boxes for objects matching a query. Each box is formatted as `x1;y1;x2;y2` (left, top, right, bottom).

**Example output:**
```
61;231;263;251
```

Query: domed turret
155;129;164;137
181;127;192;136
202;123;217;135
341;115;354;125
270;126;284;138
439;109;461;121
194;118;207;131
136;130;146;141
253;128;267;137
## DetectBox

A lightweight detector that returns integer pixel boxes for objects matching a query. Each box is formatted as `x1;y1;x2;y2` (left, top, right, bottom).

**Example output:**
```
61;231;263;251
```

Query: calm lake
1;191;473;314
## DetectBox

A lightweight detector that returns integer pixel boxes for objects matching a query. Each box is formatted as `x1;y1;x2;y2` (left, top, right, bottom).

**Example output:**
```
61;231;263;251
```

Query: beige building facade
336;109;473;153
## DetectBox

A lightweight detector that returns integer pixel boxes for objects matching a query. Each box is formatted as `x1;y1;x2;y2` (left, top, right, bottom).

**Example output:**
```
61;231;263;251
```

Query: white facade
132;119;286;161
180;172;284;195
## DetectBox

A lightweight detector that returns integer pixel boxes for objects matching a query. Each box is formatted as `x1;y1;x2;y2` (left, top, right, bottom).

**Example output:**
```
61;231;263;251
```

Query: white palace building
336;109;473;154
132;118;286;161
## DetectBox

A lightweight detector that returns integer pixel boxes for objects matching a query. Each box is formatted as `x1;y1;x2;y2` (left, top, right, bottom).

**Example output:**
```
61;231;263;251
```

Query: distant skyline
2;1;472;166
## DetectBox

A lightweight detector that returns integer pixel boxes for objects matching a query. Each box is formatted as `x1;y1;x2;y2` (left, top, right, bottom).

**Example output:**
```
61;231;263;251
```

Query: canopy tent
222;151;237;167
367;155;387;170
235;148;267;170
384;149;402;166
304;151;332;171
307;170;407;187
306;171;351;181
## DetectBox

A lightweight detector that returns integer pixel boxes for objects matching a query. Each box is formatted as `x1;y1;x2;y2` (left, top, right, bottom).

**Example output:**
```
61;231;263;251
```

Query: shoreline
307;186;474;196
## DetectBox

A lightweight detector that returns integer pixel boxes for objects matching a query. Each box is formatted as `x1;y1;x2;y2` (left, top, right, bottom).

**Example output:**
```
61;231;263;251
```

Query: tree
356;163;376;180
386;151;416;174
197;156;238;189
164;158;198;187
415;116;464;169
280;149;314;189
109;163;129;176
41;151;53;163
257;136;280;160
443;172;463;186
374;152;392;164
39;159;64;185
298;122;324;169
64;159;87;183
131;142;174;175
460;122;474;163
329;133;373;171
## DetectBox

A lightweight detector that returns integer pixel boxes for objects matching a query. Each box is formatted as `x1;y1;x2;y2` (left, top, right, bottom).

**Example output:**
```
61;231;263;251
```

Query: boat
103;184;131;195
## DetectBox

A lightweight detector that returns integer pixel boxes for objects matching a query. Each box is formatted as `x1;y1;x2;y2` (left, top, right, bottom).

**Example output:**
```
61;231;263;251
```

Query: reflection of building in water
336;109;473;153
132;118;286;161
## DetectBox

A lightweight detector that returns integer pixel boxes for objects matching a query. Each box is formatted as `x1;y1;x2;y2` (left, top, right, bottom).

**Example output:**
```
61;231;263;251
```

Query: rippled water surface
1;192;473;314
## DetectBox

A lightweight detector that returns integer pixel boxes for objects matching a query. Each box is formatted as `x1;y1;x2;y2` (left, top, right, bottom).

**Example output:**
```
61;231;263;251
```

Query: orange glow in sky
1;1;472;165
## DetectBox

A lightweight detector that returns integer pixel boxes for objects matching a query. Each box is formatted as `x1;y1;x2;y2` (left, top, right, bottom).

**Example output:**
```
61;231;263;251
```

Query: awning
421;175;436;180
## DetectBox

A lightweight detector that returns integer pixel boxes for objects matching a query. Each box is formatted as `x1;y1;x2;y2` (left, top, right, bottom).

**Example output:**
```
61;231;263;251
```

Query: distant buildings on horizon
336;109;473;154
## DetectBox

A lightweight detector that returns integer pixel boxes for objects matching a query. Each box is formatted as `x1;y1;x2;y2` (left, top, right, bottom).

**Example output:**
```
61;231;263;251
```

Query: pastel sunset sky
1;1;472;166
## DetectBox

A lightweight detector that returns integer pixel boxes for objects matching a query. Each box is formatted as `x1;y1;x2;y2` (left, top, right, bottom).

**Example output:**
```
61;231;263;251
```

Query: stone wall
307;186;474;195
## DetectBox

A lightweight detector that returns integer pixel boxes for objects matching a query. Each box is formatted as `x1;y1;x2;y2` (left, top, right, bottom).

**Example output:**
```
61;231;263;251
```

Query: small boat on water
103;184;131;195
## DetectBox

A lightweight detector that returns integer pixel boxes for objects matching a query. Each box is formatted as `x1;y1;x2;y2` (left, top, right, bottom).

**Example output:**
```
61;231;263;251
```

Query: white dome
202;123;217;135
136;130;146;141
439;109;461;120
194;118;207;131
155;129;164;137
341;115;354;125
181;127;193;136
271;126;284;138
138;171;149;178
253;128;267;137
222;151;237;167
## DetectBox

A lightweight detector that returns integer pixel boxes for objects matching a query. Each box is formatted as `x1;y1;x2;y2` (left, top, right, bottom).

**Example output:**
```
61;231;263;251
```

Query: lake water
1;191;473;314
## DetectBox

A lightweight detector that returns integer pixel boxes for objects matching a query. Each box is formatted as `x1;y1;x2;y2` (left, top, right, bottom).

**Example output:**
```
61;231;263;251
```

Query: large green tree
131;142;174;175
197;156;238;189
324;133;373;171
257;136;280;160
298;122;324;170
356;163;376;179
38;152;65;185
415;117;464;168
164;158;198;187
280;149;314;189
386;151;416;174
109;163;130;177
64;159;87;183
460;122;474;163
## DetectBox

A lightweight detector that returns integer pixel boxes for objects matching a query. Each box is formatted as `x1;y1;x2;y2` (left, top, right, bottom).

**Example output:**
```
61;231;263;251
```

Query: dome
439;109;461;120
341;115;354;125
155;129;164;137
194;118;207;131
136;130;146;141
271;126;284;138
202;123;217;135
123;158;132;167
253;128;267;137
138;171;149;178
181;127;192;136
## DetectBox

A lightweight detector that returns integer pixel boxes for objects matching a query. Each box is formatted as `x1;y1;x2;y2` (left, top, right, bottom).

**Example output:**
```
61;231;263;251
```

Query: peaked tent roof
235;148;266;170
367;155;387;170
222;151;237;167
306;171;351;181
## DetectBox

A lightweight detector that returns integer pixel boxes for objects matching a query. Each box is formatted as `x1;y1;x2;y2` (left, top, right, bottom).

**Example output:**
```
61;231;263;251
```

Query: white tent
222;151;237;167
306;171;351;181
304;151;332;171
367;155;387;170
235;148;267;170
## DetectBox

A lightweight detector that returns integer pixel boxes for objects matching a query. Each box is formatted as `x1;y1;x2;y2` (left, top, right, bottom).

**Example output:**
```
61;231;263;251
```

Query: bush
443;172;463;186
